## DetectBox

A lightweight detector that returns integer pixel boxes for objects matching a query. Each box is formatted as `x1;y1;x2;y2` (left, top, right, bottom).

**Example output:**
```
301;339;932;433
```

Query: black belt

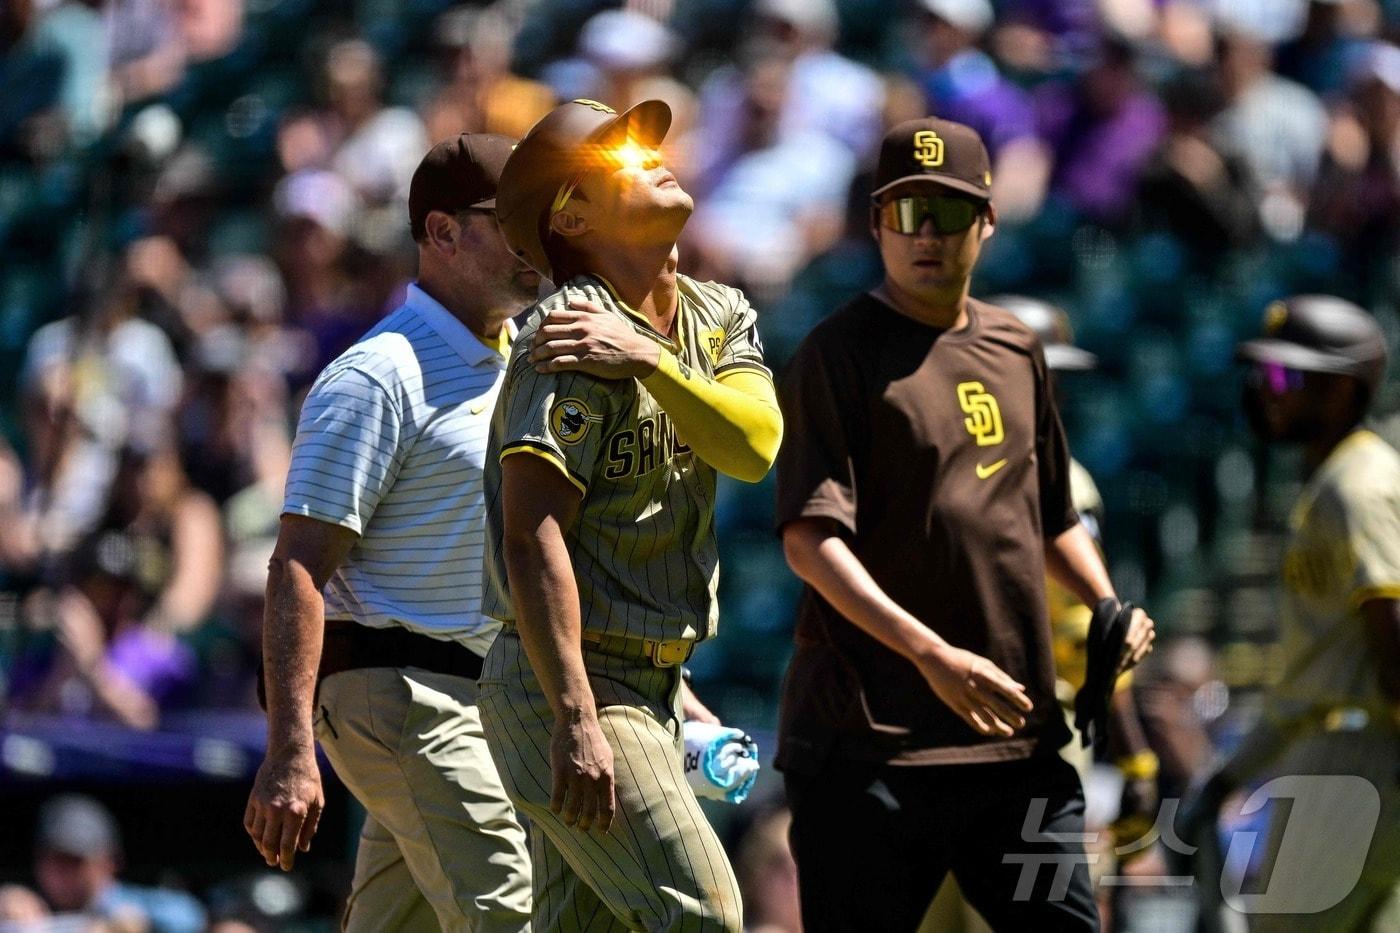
257;621;484;711
320;619;484;681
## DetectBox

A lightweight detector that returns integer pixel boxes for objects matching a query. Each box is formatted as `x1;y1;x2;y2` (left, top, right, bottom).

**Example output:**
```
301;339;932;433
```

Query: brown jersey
774;293;1078;769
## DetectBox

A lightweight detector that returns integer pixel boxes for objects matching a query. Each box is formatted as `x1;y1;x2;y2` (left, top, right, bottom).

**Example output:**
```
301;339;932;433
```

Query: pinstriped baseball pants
478;629;743;932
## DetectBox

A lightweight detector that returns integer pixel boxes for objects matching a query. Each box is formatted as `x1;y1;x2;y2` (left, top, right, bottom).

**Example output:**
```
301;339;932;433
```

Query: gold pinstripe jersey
482;272;770;644
1269;430;1400;715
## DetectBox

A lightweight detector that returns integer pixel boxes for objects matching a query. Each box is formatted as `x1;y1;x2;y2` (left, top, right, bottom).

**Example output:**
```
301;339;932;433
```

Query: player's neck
586;244;680;336
876;277;969;331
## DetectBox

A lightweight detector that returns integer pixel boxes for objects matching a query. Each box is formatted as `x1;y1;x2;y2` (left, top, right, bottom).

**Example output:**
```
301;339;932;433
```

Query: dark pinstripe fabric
478;632;743;932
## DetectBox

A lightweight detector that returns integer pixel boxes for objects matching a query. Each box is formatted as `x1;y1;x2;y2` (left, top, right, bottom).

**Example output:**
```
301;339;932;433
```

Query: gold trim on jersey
714;362;773;382
1350;583;1400;609
500;442;588;495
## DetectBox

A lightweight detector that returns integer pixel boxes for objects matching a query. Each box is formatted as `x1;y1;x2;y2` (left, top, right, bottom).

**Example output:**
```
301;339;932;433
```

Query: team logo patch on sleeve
550;398;603;446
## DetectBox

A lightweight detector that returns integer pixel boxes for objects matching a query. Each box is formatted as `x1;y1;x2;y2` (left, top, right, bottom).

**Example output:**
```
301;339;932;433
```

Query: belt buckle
649;638;692;668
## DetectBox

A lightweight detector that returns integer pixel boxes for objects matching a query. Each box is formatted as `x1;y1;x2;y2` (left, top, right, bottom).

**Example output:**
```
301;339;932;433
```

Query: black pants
785;754;1099;932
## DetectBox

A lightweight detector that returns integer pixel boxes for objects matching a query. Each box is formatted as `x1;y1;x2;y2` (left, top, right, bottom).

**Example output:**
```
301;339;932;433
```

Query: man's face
35;850;113;912
556;141;694;249
872;185;991;297
1243;363;1338;443
453;211;541;305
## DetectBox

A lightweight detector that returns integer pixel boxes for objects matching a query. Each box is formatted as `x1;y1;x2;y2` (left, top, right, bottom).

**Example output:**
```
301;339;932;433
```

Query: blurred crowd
2;0;1400;927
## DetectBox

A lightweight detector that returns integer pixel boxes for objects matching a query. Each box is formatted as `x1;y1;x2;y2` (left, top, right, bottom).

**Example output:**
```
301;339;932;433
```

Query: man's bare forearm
503;524;595;718
263;557;325;751
1045;522;1115;607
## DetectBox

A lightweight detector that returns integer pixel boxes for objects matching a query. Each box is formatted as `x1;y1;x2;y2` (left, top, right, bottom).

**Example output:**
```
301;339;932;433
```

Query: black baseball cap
992;295;1098;371
1236;295;1388;396
496;98;672;279
872;117;992;202
408;133;515;240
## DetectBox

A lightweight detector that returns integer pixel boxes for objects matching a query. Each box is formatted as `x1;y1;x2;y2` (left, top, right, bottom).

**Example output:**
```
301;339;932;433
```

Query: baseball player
244;134;535;932
1185;295;1399;931
997;295;1160;846
774;118;1154;932
476;98;782;931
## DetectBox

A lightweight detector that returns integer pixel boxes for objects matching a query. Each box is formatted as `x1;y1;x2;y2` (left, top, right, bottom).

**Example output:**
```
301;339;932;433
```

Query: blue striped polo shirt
282;284;512;655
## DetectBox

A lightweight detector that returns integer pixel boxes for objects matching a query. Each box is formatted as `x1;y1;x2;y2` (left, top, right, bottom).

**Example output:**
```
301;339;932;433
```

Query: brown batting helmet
495;98;672;280
1236;294;1388;399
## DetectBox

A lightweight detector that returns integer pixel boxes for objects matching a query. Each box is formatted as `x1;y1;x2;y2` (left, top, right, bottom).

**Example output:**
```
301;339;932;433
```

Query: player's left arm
1035;346;1154;670
530;297;782;482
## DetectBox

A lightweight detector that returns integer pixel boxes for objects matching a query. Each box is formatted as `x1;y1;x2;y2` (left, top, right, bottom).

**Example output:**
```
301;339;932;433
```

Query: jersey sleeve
774;334;860;536
497;353;623;495
1033;345;1078;538
283;365;404;534
714;288;772;379
1343;478;1400;607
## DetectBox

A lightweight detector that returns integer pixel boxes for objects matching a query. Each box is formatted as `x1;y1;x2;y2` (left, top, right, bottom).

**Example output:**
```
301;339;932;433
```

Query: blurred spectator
912;0;1053;220
1274;0;1376;97
11;436;221;729
1307;41;1400;285
733;808;802;933
33;795;205;932
564;9;696;136
687;55;856;297
692;0;883;184
271;169;380;376
18;270;185;558
1211;21;1328;239
320;39;428;205
0;0;68;162
423;5;555;143
109;0;188;106
173;0;244;64
1136;69;1256;269
1039;39;1167;226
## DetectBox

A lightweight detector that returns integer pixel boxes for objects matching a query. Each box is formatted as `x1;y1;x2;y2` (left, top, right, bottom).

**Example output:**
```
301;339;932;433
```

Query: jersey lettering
603;412;691;479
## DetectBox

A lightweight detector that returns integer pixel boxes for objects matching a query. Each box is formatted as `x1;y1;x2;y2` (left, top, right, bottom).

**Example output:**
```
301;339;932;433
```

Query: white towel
682;721;760;804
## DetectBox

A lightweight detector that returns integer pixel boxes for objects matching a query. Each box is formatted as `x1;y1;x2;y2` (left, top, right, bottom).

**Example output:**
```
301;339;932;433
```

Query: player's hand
916;643;1033;737
1116;606;1156;676
244;743;324;871
550;709;616;833
530;299;661;379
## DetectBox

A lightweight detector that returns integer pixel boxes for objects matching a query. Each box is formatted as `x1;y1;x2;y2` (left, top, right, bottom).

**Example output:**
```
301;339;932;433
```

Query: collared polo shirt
283;283;512;655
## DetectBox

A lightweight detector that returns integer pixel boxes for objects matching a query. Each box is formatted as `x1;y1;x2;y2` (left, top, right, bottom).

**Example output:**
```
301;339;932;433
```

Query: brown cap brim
871;173;991;201
592;98;672;150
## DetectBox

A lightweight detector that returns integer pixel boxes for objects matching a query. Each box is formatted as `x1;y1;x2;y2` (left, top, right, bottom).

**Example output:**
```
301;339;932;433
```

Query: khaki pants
315;667;533;932
477;630;742;932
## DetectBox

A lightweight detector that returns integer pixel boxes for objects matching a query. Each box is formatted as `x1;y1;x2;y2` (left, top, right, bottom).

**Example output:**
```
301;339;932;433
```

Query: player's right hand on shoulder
915;644;1033;737
550;710;616;833
244;744;324;871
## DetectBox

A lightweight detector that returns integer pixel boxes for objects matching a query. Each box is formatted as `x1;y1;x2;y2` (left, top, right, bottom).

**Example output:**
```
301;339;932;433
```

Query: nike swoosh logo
471;401;489;415
976;458;1008;479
